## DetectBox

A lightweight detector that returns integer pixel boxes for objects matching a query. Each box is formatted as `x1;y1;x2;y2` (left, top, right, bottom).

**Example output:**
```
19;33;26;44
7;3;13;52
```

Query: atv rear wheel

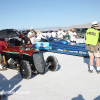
46;56;58;71
20;60;31;79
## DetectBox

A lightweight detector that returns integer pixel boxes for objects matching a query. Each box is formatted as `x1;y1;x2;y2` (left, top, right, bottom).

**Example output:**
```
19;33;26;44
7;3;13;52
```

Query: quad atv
1;29;58;79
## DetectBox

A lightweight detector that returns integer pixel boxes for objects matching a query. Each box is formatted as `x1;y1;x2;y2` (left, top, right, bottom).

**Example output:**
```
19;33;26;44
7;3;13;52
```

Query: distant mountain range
18;22;100;31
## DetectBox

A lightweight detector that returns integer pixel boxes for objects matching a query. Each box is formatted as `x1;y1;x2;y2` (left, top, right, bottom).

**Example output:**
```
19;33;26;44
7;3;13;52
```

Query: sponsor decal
83;52;87;54
58;49;61;51
75;51;78;53
58;49;63;51
37;45;48;47
79;51;82;54
64;50;66;52
66;50;69;52
69;51;75;53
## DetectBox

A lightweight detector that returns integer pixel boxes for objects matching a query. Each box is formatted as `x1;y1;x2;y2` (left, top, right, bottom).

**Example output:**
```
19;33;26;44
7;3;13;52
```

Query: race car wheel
46;56;58;71
20;60;31;79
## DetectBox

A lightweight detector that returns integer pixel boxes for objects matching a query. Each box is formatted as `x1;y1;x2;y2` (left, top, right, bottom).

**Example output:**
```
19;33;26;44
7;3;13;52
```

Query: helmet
92;21;99;27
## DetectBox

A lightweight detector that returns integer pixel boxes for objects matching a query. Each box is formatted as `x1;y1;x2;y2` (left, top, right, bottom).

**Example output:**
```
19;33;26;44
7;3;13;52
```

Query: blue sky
0;0;100;30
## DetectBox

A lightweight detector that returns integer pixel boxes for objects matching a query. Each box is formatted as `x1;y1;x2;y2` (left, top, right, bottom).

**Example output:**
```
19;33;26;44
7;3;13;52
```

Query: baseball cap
30;27;33;30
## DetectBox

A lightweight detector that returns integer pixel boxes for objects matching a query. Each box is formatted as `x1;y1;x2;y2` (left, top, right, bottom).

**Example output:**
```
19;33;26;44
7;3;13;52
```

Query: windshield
48;38;63;42
48;38;55;42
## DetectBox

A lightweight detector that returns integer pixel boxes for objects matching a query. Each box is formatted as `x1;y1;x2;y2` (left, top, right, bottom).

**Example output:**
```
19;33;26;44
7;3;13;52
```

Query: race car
0;29;58;79
36;38;89;57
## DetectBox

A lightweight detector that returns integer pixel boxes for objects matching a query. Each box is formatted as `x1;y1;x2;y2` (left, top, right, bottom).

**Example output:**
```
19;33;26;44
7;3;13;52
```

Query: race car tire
20;60;31;79
46;56;58;71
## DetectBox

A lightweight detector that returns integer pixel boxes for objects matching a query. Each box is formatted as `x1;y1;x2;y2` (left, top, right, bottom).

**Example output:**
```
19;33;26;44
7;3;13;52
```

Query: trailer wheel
20;60;31;79
46;56;58;71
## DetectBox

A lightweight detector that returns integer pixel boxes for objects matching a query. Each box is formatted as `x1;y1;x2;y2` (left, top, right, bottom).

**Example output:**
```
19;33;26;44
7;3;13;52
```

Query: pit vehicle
0;29;58;79
74;28;88;38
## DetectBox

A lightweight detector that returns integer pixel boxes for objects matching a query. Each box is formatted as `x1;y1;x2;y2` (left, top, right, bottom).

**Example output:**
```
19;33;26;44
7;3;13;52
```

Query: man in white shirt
69;29;77;43
46;30;52;38
68;29;72;36
57;28;64;39
28;27;36;45
36;30;43;42
51;30;57;38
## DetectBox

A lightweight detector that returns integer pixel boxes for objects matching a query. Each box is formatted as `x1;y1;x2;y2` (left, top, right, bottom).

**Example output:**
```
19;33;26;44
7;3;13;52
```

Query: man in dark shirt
0;39;6;99
19;33;36;50
0;39;7;70
19;33;31;45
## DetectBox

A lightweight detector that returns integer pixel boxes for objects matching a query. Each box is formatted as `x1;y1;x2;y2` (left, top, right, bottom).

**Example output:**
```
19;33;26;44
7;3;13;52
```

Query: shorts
0;53;2;63
88;51;100;57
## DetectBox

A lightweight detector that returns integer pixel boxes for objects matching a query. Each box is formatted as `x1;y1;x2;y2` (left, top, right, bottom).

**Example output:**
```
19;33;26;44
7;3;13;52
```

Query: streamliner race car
36;38;89;57
0;29;58;79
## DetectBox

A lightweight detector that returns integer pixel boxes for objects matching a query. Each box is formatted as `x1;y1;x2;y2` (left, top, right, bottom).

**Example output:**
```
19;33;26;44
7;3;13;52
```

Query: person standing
36;30;43;41
69;29;77;43
85;21;100;73
57;28;64;39
0;39;7;70
28;27;36;45
19;33;31;45
0;39;8;99
46;30;52;38
51;30;57;38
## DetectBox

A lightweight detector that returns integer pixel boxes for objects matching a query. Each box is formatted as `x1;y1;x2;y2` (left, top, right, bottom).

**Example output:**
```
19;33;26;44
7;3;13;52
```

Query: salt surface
0;52;100;100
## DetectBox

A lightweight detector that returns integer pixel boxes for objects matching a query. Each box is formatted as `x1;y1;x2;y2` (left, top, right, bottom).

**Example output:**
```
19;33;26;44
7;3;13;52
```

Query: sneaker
97;70;100;74
88;69;93;73
0;95;6;99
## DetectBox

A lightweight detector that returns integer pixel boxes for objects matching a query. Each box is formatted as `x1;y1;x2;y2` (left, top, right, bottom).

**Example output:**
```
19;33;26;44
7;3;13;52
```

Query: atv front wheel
20;60;31;79
46;56;58;71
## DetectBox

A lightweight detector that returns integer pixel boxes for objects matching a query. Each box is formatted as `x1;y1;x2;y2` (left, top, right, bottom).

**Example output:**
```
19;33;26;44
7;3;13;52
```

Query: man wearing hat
19;33;31;46
69;29;77;43
57;28;64;39
28;27;36;45
46;30;52;38
36;30;43;42
85;21;100;73
51;30;57;38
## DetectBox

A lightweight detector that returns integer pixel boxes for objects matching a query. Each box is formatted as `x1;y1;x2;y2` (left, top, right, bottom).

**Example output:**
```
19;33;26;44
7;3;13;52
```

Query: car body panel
2;46;38;56
36;38;89;57
36;42;49;50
